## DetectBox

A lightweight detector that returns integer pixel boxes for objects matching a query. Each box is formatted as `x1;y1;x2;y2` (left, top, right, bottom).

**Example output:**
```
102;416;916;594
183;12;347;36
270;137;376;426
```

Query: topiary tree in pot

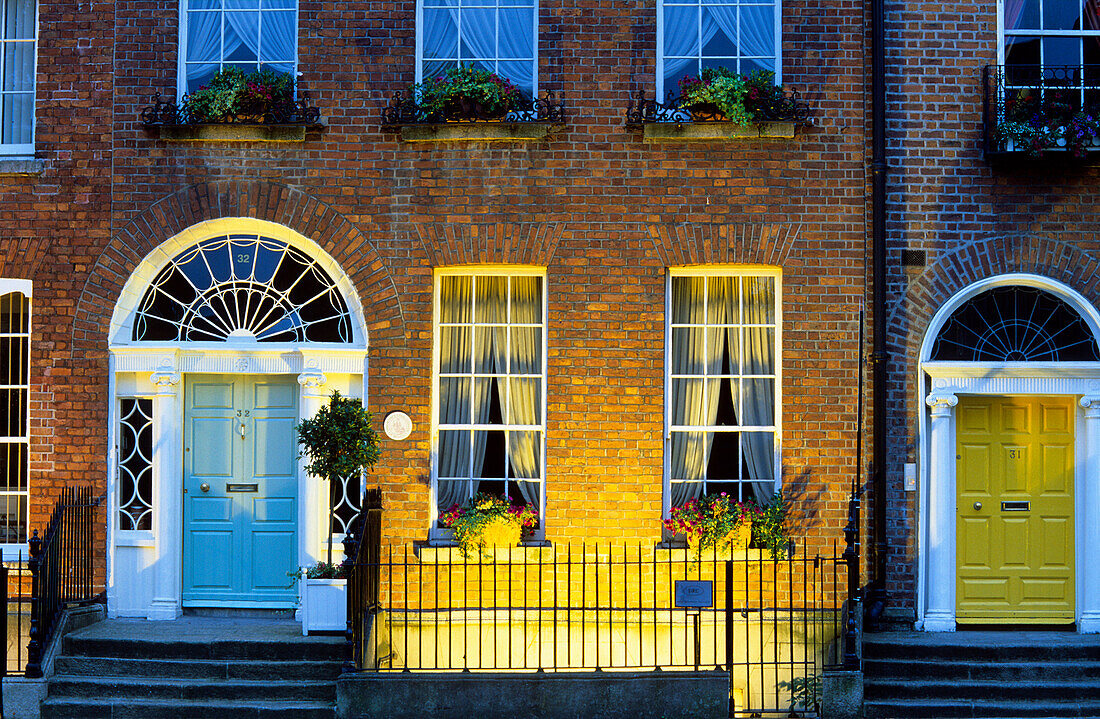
296;390;380;566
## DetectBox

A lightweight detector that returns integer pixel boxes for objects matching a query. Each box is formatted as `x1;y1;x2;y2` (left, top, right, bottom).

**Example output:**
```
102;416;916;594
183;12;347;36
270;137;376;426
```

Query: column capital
1081;396;1100;416
926;392;958;416
149;371;181;393
297;371;328;395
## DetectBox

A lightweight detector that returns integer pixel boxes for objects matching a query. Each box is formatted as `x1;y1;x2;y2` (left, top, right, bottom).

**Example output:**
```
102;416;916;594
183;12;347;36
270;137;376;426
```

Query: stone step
53;655;343;681
864;698;1100;718
863;678;1100;702
862;634;1100;663
39;697;334;719
63;634;343;662
863;656;1100;682
47;676;337;703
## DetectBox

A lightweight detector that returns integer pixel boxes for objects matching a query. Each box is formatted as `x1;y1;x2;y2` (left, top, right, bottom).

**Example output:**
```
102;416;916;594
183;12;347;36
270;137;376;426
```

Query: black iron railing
346;537;849;717
140;92;321;128
984;64;1100;158
625;89;812;126
343;487;383;672
3;552;31;678
24;485;105;678
381;93;566;126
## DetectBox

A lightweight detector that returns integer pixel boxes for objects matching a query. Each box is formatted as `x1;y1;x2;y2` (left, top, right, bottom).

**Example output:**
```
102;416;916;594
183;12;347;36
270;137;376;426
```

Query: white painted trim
916;272;1100;631
663;266;783;513
0;278;31;297
655;0;783;98
428;266;548;539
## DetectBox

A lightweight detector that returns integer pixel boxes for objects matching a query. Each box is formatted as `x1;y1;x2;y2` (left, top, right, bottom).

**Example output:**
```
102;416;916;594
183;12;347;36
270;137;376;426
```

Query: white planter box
300;577;347;636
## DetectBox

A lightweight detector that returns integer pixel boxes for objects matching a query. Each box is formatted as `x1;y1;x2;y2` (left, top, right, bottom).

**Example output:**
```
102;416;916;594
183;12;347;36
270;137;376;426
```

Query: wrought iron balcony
984;64;1100;159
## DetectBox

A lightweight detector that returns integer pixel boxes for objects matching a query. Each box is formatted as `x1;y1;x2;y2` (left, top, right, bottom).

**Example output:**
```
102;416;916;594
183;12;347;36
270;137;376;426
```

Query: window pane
743;432;774;481
3;0;34;39
1005;36;1041;85
1044;0;1080;30
670;378;704;425
506;430;540;479
701;9;738;57
0;388;26;437
1;93;31;144
473;327;504;373
476;430;507;478
0;337;27;384
460;8;496;59
1007;0;1040;30
4;42;32;91
507;378;540;424
440;327;471;374
439;377;471;424
424;8;458;59
259;10;296;62
743;327;774;374
664;5;698;57
743;275;775;324
438;431;470;478
224;14;260;62
261;0;295;8
188;11;222;62
0;442;26;489
511;275;542;323
440;275;471;323
706;432;739;479
436;479;468;513
738;4;774;56
509;326;540;373
1044;36;1080;67
741;379;774;425
499;8;533;58
496;60;533;98
670;431;707;479
474;276;507;323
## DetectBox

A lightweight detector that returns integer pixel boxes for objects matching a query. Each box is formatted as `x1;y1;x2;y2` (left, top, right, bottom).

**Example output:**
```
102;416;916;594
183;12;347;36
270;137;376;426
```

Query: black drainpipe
867;0;889;625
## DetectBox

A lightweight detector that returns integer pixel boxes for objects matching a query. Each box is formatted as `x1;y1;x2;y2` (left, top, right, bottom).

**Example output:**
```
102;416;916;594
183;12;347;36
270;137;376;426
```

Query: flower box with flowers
634;68;810;141
438;493;539;560
664;493;754;561
383;66;564;142
992;87;1100;158
140;67;322;142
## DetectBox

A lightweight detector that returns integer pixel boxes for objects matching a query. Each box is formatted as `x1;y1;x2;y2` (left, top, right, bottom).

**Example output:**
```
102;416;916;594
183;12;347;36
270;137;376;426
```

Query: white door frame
105;219;370;619
916;273;1100;633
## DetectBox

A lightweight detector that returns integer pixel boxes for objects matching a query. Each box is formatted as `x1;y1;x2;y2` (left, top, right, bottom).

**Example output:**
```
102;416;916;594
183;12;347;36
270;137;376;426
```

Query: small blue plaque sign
674;580;713;608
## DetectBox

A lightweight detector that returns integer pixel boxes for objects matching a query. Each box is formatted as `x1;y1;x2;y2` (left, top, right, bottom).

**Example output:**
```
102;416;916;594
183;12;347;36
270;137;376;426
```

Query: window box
983;65;1100;160
383;93;565;142
140;92;322;143
626;86;810;142
299;577;346;635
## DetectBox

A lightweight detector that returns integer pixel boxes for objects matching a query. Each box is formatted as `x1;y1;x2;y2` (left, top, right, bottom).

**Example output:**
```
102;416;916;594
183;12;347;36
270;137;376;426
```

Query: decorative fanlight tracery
930;285;1100;362
132;235;353;344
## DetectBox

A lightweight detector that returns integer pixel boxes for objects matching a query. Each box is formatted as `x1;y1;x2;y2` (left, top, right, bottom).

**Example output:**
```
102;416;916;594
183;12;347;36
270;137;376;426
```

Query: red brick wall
7;0;868;563
884;1;1100;619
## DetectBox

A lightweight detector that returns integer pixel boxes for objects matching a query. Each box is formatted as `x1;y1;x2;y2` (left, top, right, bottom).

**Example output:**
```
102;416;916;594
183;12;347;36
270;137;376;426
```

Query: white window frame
656;0;782;99
998;0;1100;66
663;267;782;514
414;0;540;98
176;0;300;101
0;0;36;157
0;279;31;556
429;266;548;539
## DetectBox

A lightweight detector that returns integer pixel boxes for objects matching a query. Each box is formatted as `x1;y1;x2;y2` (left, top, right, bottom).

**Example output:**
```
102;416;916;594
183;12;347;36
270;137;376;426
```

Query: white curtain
663;2;775;92
423;1;534;93
740;277;775;504
185;1;296;86
503;277;541;510
437;276;473;511
670;277;722;506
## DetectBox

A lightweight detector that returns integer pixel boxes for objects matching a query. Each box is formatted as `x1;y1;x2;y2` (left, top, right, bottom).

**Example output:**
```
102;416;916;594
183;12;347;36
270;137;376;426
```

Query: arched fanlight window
930;285;1100;362
132;235;353;343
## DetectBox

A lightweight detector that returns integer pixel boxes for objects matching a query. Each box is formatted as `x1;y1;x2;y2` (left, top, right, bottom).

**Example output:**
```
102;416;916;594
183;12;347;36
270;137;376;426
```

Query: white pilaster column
1079;396;1100;633
148;371;182;620
924;391;959;632
297;371;329;568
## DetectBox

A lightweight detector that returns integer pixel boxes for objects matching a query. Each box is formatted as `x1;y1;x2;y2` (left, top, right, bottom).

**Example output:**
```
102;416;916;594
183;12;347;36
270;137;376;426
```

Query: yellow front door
956;395;1075;624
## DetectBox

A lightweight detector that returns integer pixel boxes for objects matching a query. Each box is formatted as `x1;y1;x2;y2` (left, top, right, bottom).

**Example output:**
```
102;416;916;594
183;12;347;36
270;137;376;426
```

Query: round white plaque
383;411;413;441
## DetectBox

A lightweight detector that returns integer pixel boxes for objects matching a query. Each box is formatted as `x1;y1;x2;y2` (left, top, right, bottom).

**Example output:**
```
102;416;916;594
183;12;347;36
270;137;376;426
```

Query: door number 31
1007;449;1022;459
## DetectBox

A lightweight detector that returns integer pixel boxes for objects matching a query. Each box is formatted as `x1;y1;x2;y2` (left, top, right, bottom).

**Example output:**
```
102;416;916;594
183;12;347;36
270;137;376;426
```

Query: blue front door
183;375;299;606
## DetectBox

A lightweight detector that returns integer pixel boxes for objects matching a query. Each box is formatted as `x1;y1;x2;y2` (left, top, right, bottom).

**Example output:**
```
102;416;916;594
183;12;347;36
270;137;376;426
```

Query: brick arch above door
887;234;1100;366
72;180;406;357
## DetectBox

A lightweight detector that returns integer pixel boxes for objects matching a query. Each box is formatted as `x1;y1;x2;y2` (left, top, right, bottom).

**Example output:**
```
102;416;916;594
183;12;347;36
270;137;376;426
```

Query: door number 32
236;410;250;417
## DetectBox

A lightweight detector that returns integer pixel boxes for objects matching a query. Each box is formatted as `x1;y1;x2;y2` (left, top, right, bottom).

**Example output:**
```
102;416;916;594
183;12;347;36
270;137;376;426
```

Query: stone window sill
0;158;44;175
642;120;796;142
396;122;558;143
654;544;769;562
414;541;552;563
146;122;323;143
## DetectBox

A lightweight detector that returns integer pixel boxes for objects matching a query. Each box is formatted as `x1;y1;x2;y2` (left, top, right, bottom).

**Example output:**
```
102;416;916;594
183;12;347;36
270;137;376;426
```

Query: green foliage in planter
752;491;789;560
304;560;347;580
182;67;295;123
438;493;538;559
296;390;380;564
677;68;802;124
411;65;526;121
995;87;1100;157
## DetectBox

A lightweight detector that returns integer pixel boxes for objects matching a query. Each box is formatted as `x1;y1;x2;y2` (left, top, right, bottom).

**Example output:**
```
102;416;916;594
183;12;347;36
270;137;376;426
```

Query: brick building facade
0;0;868;619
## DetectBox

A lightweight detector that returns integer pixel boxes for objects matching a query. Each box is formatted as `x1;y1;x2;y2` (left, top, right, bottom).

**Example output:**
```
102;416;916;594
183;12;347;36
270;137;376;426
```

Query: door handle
200;482;210;493
973;501;982;510
238;422;246;439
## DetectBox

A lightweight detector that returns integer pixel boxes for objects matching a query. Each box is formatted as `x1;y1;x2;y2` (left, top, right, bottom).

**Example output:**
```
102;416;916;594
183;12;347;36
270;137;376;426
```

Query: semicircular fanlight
132;235;353;343
930;285;1100;362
